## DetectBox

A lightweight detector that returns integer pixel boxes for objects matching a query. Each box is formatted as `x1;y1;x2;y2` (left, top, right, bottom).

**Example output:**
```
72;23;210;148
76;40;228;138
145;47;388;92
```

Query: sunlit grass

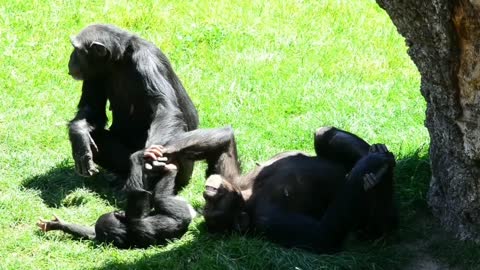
0;0;466;269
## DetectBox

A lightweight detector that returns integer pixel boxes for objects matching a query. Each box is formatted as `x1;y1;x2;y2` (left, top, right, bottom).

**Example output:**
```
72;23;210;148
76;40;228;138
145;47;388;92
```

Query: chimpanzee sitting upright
67;24;198;191
37;160;196;248
140;126;398;253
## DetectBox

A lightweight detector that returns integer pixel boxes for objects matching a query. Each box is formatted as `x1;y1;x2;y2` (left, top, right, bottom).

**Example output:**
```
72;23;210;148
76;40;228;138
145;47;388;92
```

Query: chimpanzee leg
314;127;370;169
90;129;134;177
255;151;394;253
151;167;195;221
125;127;240;192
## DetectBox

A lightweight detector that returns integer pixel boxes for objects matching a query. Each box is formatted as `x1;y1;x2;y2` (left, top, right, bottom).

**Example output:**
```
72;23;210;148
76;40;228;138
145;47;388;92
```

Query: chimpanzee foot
36;214;64;232
363;165;389;191
369;143;388;154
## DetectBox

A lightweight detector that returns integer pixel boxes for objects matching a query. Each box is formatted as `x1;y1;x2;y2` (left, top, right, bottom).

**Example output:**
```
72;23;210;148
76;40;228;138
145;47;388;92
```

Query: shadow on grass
93;221;413;270
90;146;438;270
22;159;124;208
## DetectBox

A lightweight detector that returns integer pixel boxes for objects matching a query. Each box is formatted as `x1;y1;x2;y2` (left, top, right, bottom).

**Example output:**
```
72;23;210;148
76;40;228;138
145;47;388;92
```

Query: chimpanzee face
203;175;247;233
68;37;110;80
95;211;128;248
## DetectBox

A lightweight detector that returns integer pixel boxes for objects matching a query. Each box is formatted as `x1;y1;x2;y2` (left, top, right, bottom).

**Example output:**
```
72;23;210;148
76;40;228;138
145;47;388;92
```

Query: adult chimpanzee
39;126;396;250
137;126;398;253
37;160;196;248
67;24;198;191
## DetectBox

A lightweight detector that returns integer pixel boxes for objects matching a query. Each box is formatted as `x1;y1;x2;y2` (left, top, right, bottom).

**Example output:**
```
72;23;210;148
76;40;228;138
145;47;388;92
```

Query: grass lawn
1;0;477;269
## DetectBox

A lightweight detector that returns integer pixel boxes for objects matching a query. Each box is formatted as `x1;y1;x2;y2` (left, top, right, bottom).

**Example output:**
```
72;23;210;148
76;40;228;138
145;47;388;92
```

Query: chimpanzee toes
369;144;389;154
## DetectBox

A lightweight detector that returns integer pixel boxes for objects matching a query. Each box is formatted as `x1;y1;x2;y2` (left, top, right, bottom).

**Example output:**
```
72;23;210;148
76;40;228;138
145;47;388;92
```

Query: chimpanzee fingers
379;144;388;153
363;173;377;191
88;133;99;153
76;155;97;177
52;214;63;223
87;160;98;176
147;147;163;157
369;144;380;153
78;160;88;176
164;163;178;171
36;220;47;232
143;145;165;160
145;163;153;170
143;151;157;161
144;160;176;173
144;161;166;171
148;145;165;152
152;161;166;168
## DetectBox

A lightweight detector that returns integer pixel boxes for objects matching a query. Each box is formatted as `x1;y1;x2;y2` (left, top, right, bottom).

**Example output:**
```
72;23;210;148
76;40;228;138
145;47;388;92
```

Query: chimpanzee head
95;211;129;248
68;24;129;80
203;174;249;233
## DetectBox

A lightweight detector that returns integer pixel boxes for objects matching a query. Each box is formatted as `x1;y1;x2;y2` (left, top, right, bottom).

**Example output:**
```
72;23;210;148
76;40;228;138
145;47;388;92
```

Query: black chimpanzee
67;24;198;191
138;126;398;253
38;126;396;250
37;160;196;248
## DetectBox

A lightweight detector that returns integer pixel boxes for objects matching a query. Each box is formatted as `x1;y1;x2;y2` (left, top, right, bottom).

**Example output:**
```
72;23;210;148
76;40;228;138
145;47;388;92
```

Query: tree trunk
375;0;480;241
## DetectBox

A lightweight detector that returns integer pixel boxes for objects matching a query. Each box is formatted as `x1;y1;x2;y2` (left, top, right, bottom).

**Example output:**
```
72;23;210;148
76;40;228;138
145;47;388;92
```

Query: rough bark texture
375;0;480;240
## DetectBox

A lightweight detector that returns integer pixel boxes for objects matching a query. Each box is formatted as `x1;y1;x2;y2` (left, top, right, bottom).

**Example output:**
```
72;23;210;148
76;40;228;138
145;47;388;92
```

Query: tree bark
375;0;480;241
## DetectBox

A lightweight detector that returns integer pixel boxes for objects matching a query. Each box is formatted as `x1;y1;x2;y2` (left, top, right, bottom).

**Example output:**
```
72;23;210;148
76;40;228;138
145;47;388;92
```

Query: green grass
0;0;477;269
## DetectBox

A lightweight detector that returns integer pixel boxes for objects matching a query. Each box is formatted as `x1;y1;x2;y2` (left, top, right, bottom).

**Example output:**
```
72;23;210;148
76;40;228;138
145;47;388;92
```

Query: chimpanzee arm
162;127;241;180
37;216;96;240
150;165;195;223
69;79;108;176
145;101;187;147
132;46;188;147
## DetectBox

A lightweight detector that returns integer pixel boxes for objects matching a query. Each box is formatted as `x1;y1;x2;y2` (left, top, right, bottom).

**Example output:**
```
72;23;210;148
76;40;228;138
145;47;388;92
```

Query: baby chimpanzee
37;160;195;248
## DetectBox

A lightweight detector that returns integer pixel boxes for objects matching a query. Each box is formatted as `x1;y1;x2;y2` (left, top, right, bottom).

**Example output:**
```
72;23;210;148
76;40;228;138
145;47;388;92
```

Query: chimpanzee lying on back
138;126;398;253
37;160;196;248
38;126;396;251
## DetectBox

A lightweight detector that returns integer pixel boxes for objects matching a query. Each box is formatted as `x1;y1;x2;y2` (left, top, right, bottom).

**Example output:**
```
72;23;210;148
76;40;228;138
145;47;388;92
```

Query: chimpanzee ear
70;36;81;48
90;41;108;57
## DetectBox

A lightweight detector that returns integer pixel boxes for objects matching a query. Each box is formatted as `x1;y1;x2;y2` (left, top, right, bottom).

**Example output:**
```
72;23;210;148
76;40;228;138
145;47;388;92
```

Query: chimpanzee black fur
39;126;396;251
37;162;196;248
67;24;198;192
141;126;398;253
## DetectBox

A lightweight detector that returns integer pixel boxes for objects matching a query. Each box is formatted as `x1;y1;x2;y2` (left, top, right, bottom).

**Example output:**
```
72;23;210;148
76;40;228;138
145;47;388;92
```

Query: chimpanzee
67;24;198;191
36;127;232;248
37;161;196;248
38;126;396;251
137;126;398;253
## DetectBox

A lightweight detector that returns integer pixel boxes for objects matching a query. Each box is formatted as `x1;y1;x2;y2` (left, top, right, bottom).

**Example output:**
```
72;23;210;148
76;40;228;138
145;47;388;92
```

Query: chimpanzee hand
36;214;65;232
73;133;99;177
369;144;395;167
143;145;177;174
